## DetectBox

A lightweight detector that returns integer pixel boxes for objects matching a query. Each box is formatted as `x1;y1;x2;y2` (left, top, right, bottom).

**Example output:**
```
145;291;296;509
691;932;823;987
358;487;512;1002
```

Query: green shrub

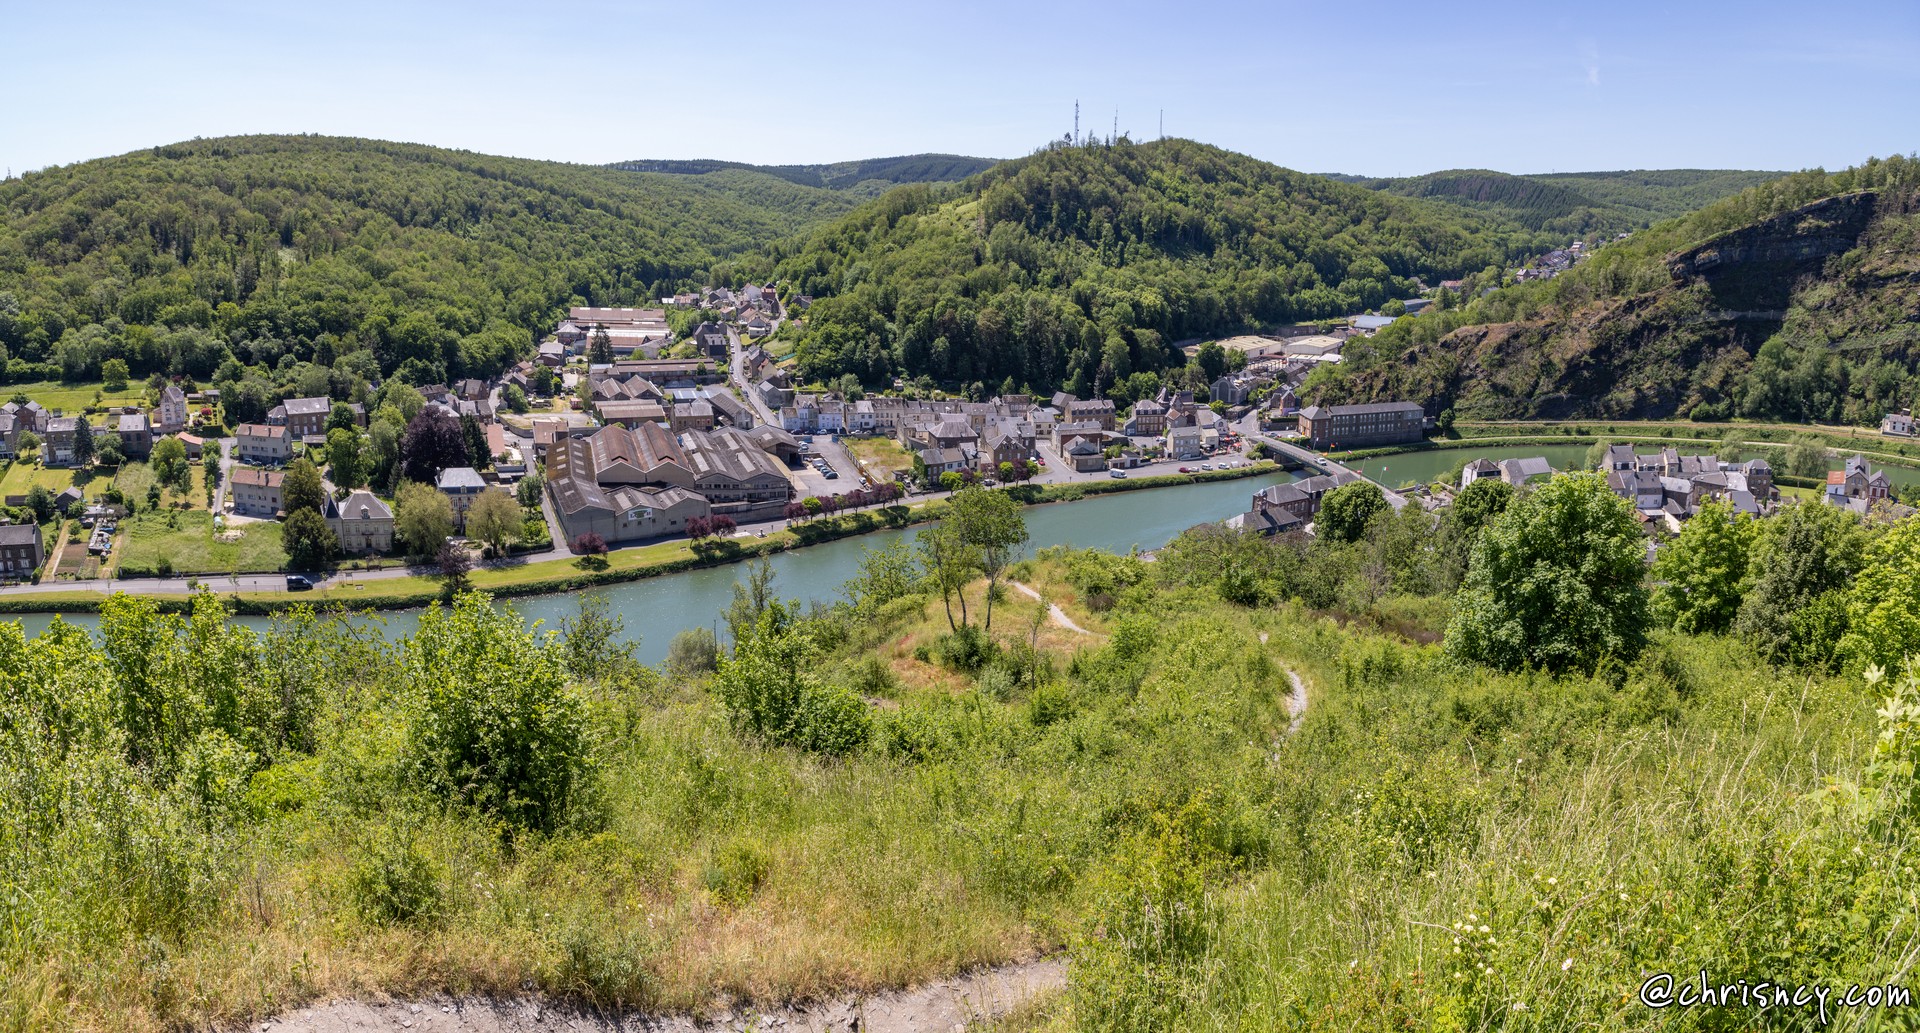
934;624;998;672
713;603;872;756
402;593;595;833
348;830;443;927
702;839;770;907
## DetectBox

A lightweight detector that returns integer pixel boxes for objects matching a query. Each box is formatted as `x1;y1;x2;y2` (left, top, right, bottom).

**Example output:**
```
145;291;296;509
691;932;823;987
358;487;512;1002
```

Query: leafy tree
326;402;359;434
1436;477;1514;588
71;418;94;467
1836;519;1920;672
1716;429;1743;462
588;326;613;365
402;593;592;833
502;383;529;414
1734;501;1871;665
465;488;521;556
101;358;129;392
459;413;490;471
150;435;191;493
368;416;402;491
946;485;1028;629
326;427;363;489
281;457;325;516
917;523;980;631
1785;435;1827;479
713;602;870;755
515;468;545;511
1317;481;1388;544
434;541;473;596
24;485;53;523
1195;342;1228;382
1650;500;1757;634
573;532;608;556
401;409;466;484
667;627;720;677
95;434;124;469
394;480;454;556
939;471;962;493
557;594;638;684
16;430;39;462
280;508;338;570
1445;473;1650;673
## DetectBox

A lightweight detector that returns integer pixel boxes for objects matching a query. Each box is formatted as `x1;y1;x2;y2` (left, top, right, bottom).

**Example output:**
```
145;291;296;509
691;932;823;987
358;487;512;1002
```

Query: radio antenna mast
1073;101;1079;145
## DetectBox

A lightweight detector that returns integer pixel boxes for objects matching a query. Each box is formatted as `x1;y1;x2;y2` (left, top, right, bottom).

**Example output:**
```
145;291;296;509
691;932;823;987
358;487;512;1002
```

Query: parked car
1109;469;1126;478
285;575;313;591
1178;466;1189;473
1200;463;1213;471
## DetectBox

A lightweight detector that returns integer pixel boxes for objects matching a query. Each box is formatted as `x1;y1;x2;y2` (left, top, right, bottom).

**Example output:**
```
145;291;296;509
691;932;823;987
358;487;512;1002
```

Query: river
1348;445;1596;489
8;472;1297;665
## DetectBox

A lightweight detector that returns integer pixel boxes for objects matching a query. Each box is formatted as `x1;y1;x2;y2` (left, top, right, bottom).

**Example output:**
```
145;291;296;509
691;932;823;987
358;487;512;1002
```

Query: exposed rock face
1666;192;1878;281
1324;188;1920;421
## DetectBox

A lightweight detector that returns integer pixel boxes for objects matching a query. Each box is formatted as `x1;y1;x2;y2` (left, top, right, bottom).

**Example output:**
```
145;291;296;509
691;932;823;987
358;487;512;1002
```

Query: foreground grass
1;529;1912;1032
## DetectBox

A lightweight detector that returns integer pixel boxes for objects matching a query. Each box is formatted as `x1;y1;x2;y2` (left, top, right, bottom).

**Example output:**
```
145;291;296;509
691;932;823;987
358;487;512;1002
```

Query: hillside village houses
0;524;44;579
1601;444;1775;522
235;423;293;464
1826;454;1896;515
230;467;285;517
265;396;336;439
325;490;395;555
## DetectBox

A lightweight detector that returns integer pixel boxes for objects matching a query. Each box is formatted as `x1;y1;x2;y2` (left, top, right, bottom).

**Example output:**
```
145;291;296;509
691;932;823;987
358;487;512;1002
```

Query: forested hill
745;138;1568;396
610;154;1001;195
1311;157;1920;422
1346;168;1786;238
0;134;861;397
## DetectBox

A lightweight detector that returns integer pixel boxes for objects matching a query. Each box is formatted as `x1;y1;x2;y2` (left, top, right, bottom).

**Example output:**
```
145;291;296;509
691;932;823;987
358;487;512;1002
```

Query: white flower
1546;877;1557;886
1512;1002;1528;1012
1349;959;1358;970
1479;924;1491;934
1619;893;1629;901
1562;958;1574;972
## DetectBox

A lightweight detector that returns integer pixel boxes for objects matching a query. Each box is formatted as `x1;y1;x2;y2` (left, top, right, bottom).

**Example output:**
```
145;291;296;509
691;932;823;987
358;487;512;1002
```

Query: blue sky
3;0;1915;178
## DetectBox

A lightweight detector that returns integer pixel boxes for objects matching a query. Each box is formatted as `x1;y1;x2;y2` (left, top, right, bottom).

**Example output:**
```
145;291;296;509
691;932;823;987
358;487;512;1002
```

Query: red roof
1827;471;1845;485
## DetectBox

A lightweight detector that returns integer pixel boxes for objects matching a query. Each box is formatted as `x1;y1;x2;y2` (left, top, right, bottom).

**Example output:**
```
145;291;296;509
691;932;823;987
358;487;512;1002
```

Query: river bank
0;462;1284;617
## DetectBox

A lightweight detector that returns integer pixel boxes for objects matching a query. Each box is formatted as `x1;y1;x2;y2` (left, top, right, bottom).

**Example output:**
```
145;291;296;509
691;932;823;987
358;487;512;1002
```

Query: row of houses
1601;445;1775;518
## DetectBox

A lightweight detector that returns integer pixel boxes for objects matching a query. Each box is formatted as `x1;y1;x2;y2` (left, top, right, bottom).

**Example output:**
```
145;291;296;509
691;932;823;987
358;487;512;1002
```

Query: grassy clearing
5;379;148;413
845;436;915;478
112;510;287;576
0;461;78;500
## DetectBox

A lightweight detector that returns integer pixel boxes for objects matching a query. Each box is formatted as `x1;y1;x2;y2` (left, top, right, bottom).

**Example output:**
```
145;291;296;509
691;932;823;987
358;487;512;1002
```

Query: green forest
1317;156;1920;422
0;133;1804;412
608;153;1001;195
740;138;1591;395
0;134;862;406
7;474;1920;1031
1342;168;1787;239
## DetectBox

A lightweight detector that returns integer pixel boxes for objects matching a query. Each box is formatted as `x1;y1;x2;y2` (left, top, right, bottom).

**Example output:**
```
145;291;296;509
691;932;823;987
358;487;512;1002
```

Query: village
0;264;1908;590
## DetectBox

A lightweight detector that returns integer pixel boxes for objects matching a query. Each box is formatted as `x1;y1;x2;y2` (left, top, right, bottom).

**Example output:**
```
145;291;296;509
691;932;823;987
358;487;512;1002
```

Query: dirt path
1259;632;1310;736
257;959;1065;1033
1008;580;1088;635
